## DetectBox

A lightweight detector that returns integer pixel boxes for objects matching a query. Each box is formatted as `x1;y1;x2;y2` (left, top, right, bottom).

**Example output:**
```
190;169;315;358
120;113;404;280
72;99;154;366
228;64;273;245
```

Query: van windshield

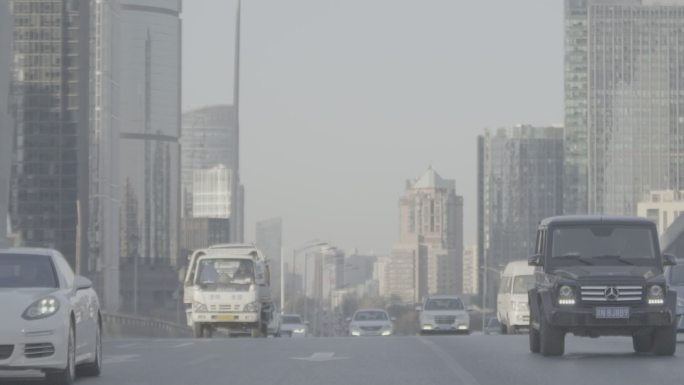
196;258;254;291
512;275;535;294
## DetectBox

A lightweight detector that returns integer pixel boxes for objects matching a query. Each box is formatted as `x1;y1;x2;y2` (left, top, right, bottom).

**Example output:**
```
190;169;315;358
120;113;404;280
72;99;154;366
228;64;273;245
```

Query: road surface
2;334;684;385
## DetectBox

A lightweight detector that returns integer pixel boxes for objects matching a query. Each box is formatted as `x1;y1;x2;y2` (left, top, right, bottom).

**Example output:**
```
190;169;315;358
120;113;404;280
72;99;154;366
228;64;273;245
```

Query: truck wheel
500;322;508;335
193;323;204;339
632;333;653;353
260;323;268;337
539;311;564;357
251;326;262;338
652;323;676;356
202;326;213;339
529;318;540;353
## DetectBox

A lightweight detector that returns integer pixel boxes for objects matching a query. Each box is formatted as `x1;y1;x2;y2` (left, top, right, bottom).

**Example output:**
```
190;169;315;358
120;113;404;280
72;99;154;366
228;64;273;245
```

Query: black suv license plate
595;306;630;319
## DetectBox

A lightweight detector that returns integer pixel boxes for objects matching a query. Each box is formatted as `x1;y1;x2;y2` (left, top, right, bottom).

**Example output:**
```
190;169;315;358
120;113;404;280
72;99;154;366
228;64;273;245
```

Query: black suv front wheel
652;323;677;356
539;310;565;356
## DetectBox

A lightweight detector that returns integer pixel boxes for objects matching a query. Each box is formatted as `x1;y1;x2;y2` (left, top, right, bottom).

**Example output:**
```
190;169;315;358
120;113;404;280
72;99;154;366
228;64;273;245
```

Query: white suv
418;295;470;335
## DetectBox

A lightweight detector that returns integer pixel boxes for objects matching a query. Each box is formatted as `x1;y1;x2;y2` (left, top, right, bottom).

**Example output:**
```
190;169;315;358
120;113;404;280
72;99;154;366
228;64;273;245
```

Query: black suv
528;216;678;356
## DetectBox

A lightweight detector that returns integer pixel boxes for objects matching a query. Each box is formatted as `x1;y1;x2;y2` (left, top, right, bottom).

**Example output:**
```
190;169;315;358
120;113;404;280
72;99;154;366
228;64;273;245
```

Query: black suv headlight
647;285;665;305
557;285;576;306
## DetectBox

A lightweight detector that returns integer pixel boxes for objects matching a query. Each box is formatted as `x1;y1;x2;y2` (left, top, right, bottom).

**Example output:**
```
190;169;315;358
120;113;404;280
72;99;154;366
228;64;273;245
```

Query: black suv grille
0;345;14;360
24;343;55;359
580;285;643;304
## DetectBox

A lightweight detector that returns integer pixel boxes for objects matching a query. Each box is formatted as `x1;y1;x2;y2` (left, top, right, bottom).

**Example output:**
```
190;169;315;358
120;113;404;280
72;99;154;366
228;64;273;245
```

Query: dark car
528;216;678;357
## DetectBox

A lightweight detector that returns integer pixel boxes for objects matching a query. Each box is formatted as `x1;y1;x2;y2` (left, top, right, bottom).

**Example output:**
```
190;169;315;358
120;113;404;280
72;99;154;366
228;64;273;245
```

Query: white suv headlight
23;296;60;320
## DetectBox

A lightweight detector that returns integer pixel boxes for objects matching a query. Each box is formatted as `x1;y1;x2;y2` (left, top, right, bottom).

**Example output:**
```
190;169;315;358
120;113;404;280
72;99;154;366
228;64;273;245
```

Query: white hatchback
0;248;102;385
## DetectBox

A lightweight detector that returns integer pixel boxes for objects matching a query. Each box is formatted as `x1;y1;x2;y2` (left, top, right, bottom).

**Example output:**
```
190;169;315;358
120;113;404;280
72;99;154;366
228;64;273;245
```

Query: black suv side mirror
528;254;544;267
663;253;677;266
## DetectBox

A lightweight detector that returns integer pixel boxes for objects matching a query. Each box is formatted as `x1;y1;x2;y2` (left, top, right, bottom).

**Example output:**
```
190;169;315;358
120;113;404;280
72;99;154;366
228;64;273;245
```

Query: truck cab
183;244;273;338
528;216;678;356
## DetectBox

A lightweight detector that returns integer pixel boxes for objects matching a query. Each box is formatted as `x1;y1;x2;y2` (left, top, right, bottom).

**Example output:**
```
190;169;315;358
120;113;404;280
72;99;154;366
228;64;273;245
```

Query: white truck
183;244;273;338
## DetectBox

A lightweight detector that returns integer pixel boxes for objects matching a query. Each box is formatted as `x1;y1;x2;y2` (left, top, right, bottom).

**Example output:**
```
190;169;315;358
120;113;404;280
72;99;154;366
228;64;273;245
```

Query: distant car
666;262;684;332
418;295;470;335
276;314;307;337
0;248;102;385
348;309;394;337
484;317;501;336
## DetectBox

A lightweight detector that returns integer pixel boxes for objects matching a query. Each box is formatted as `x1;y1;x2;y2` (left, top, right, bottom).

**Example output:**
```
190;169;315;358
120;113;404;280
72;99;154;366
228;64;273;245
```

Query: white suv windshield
354;311;388;321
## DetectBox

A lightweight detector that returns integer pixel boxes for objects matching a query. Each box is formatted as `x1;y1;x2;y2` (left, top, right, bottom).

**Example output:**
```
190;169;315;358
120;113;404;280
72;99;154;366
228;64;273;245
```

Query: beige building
380;168;464;303
637;190;684;236
462;245;479;295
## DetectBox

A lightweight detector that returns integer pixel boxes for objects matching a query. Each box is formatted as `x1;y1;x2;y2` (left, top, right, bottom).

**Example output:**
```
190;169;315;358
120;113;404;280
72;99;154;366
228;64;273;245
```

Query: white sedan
0;248;102;385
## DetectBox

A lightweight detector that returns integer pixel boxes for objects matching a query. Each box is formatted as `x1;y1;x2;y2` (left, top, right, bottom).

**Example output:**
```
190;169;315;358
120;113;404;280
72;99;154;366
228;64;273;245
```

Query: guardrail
102;312;192;339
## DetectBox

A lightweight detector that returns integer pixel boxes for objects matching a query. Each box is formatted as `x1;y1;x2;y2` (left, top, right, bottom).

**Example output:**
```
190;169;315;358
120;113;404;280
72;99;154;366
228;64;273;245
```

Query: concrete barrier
102;312;191;339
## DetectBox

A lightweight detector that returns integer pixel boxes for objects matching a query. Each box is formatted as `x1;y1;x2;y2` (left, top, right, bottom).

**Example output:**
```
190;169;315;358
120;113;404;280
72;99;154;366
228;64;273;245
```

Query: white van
496;260;535;334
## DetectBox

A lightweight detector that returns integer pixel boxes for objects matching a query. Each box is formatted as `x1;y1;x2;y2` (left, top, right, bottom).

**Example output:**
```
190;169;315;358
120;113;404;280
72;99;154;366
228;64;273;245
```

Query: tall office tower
565;0;684;215
8;0;92;268
387;167;464;302
478;125;564;305
0;1;13;248
118;0;182;267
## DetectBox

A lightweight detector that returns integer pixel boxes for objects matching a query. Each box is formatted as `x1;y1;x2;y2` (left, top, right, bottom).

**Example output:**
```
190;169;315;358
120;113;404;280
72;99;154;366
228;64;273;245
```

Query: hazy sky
183;0;564;255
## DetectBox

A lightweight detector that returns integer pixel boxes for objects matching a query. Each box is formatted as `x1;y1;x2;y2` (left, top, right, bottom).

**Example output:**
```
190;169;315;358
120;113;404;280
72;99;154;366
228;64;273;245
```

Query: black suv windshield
550;225;656;266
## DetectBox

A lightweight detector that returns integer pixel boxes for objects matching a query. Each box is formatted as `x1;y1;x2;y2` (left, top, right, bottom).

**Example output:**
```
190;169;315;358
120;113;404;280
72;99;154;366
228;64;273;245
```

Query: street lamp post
480;265;502;332
286;241;329;314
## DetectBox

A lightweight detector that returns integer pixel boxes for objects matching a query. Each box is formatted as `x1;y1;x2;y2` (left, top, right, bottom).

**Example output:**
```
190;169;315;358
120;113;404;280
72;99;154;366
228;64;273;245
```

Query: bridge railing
102;312;191;339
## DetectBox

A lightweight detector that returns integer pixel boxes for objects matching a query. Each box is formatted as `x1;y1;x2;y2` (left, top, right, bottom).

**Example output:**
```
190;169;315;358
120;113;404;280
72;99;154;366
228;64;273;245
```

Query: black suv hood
551;266;662;282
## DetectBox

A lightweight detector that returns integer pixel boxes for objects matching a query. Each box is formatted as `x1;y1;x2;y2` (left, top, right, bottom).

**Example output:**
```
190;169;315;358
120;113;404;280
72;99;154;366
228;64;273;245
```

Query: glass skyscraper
565;0;684;215
0;1;13;247
118;0;182;266
8;0;91;268
478;125;564;304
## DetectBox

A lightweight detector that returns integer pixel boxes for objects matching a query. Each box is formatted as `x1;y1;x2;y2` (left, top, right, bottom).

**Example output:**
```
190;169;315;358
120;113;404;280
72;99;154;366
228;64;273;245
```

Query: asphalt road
3;334;684;385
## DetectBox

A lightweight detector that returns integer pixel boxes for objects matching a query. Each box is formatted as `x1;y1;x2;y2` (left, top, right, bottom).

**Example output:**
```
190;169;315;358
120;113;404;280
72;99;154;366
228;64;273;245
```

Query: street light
285;241;329;314
480;265;503;332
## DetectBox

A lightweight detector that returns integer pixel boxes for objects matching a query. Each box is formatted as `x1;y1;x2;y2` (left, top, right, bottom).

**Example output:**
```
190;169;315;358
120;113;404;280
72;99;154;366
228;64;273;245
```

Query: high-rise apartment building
637;190;684;235
0;1;13;247
118;0;182;266
478;125;564;304
181;105;238;217
384;168;463;303
565;0;684;216
8;0;92;269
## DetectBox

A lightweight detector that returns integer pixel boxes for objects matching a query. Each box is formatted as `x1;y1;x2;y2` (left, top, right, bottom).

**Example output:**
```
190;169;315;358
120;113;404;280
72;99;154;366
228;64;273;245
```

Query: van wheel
632;333;653;353
251;326;263;338
202;326;213;339
193;323;204;338
539;310;564;356
500;322;508;335
652;323;676;356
